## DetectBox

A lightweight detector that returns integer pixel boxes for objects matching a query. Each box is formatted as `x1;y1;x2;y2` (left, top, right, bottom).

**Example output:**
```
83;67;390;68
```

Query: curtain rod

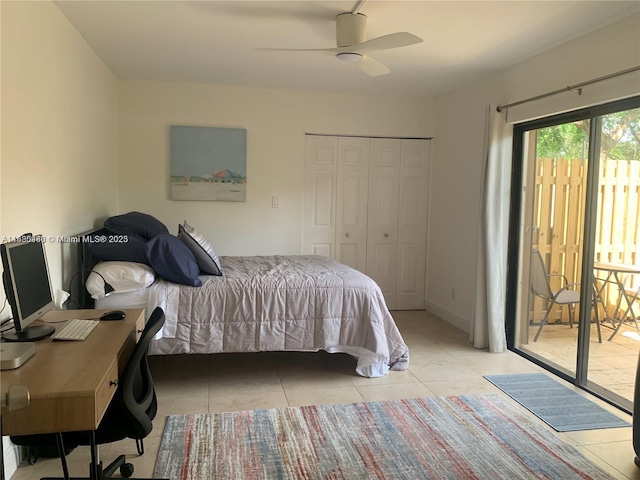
496;65;640;112
305;133;433;140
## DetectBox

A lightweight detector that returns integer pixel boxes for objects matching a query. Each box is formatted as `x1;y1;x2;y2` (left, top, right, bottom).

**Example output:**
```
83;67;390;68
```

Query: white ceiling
54;0;640;98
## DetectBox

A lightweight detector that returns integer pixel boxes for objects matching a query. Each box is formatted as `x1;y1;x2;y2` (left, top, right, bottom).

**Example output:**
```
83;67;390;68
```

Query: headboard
75;228;108;309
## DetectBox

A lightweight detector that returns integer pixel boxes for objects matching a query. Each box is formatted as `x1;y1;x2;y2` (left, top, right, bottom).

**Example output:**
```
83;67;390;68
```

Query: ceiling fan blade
353;32;422;54
257;47;339;54
258;32;422;55
356;55;390;76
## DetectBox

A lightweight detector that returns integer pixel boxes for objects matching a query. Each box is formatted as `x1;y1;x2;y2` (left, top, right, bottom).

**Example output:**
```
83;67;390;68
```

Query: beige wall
118;80;433;255
428;13;640;331
1;0;118;292
1;2;117;473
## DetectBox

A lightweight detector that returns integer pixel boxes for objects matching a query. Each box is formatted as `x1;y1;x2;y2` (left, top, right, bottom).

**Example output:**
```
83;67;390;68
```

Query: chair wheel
120;462;135;478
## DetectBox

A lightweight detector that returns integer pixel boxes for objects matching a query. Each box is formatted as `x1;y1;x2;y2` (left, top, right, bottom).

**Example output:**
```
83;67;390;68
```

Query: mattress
96;277;179;337
98;255;409;377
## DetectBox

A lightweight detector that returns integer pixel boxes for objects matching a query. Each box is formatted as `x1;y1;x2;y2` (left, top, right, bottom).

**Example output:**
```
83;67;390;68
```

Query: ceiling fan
260;10;422;77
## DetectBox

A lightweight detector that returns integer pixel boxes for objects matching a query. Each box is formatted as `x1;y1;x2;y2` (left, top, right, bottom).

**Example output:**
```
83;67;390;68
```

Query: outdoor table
593;262;640;340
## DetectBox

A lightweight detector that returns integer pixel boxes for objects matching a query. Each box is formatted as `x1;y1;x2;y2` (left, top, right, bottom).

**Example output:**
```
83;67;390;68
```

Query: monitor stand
3;325;54;342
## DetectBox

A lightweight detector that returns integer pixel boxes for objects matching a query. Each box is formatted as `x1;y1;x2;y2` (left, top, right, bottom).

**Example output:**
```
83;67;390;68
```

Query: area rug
154;393;616;479
484;373;630;432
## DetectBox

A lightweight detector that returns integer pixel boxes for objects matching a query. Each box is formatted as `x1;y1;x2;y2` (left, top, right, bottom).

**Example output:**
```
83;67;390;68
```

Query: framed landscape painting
170;125;247;201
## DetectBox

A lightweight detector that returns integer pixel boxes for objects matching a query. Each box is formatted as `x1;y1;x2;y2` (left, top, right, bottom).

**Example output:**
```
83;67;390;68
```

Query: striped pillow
177;222;223;276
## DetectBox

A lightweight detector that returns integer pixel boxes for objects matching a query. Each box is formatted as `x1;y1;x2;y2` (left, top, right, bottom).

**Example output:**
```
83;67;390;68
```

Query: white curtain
471;105;513;352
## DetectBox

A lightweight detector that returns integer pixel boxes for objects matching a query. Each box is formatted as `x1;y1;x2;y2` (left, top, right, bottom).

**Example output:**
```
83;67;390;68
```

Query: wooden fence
532;158;640;321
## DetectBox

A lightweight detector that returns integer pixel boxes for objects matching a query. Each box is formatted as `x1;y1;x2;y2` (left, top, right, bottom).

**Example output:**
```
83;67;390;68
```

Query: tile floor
9;310;640;479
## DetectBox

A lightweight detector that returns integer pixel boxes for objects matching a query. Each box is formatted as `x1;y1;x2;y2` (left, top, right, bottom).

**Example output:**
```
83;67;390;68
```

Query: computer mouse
100;310;126;321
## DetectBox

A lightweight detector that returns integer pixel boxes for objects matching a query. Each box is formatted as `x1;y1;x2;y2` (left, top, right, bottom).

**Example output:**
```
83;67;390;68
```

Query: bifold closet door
303;135;369;272
367;138;429;310
303;136;337;259
335;137;369;272
305;134;429;310
396;139;429;309
367;138;402;309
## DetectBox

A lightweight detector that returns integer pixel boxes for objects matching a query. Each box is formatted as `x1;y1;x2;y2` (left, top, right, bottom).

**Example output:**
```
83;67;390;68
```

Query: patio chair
623;287;640;325
608;286;640;340
531;249;601;343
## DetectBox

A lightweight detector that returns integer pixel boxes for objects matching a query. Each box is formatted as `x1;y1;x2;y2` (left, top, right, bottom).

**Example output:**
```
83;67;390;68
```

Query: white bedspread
143;255;408;377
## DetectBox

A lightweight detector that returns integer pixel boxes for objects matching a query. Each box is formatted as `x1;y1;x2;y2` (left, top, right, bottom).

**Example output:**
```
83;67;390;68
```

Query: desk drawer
136;313;145;341
2;360;120;436
117;322;141;375
96;361;119;424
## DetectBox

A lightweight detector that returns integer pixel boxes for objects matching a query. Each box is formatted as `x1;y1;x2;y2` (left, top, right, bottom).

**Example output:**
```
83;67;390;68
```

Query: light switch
272;196;280;208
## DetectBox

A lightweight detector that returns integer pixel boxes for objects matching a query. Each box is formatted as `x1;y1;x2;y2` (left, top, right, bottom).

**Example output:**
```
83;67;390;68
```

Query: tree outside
531;105;640;295
536;107;640;161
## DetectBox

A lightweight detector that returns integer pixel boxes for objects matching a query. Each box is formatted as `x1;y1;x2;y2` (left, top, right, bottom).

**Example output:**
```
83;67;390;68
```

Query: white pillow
86;261;156;300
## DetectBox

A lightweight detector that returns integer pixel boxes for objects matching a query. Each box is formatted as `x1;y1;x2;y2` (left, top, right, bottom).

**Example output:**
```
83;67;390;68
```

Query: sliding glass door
514;120;590;378
508;96;640;412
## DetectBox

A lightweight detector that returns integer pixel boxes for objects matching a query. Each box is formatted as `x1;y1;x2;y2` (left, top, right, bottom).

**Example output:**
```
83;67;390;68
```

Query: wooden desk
0;309;145;436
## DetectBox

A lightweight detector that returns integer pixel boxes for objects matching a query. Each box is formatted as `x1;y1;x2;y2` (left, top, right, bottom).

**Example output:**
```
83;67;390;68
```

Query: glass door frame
505;95;640;413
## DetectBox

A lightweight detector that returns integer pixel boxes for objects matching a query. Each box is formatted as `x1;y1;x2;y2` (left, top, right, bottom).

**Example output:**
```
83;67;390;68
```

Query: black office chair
12;307;165;480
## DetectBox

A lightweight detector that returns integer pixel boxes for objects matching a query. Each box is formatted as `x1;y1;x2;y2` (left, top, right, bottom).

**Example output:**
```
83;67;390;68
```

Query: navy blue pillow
145;234;201;287
105;212;169;240
87;234;148;265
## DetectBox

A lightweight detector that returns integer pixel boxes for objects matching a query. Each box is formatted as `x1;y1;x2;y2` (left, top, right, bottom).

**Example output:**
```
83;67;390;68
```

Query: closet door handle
345;233;350;238
384;233;389;238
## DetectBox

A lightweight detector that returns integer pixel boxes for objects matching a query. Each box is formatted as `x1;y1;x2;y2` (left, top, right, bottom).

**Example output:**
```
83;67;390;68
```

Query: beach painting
171;125;247;201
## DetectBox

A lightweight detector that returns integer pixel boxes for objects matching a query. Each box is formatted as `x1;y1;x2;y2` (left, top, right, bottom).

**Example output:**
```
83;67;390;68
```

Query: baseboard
3;436;20;479
424;300;470;334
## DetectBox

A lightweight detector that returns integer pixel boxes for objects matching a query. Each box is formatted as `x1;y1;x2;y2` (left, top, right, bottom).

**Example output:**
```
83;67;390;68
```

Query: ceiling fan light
336;52;362;63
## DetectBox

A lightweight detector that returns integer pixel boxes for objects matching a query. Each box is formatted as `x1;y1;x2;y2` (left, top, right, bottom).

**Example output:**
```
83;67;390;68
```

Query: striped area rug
154;393;615;479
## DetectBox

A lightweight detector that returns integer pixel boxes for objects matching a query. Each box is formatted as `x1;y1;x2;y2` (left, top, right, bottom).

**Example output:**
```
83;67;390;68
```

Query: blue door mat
484;373;631;432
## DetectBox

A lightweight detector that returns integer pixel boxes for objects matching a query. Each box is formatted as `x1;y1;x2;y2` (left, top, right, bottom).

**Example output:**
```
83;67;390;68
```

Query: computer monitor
1;237;55;342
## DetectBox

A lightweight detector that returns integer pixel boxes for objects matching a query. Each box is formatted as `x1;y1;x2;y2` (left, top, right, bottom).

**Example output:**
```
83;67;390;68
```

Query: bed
77;215;409;378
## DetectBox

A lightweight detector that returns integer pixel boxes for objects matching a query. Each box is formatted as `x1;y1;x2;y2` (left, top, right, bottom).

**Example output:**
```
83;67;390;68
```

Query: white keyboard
51;319;99;341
